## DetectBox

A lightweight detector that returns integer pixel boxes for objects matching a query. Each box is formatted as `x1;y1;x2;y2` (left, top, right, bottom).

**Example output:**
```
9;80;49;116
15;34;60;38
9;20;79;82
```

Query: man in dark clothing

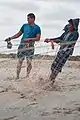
44;18;79;85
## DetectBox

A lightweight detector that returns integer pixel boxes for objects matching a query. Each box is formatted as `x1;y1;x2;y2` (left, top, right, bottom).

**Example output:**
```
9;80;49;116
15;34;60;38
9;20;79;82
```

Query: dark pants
50;47;73;81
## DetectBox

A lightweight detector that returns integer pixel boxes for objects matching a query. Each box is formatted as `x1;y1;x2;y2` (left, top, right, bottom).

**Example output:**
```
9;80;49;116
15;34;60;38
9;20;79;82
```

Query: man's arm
5;31;22;42
50;33;65;43
44;33;65;43
24;34;41;43
10;31;22;40
31;34;41;41
50;37;61;43
44;37;60;43
5;24;24;41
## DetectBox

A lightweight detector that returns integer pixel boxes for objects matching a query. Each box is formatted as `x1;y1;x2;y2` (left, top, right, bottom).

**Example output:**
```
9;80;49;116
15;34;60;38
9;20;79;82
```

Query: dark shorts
51;47;73;75
17;44;34;59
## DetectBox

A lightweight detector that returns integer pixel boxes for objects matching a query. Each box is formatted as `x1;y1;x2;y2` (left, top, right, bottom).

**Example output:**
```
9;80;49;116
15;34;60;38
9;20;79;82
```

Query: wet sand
0;58;80;120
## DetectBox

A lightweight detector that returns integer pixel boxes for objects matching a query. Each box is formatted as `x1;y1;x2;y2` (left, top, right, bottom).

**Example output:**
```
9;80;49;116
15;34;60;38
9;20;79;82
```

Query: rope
0;41;80;73
0;40;80;63
0;39;80;49
0;43;80;54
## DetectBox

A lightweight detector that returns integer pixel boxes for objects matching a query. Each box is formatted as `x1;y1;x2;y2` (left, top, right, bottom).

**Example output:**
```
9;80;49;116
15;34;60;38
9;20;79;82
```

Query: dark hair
27;13;35;20
68;19;74;30
68;19;72;23
68;19;73;25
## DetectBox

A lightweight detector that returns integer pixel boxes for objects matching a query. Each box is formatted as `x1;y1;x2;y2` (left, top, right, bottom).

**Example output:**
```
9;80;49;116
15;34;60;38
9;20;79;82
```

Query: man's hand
44;38;51;43
51;41;54;49
5;37;11;42
24;38;32;43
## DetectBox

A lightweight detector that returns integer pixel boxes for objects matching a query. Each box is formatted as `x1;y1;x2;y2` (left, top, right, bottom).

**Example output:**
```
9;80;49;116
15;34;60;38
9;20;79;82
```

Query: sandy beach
0;58;80;120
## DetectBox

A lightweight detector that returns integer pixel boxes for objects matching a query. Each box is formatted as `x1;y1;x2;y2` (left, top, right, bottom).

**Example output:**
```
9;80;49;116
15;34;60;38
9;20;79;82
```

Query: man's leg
16;58;24;79
26;57;32;77
49;49;70;85
49;51;62;85
49;70;59;85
